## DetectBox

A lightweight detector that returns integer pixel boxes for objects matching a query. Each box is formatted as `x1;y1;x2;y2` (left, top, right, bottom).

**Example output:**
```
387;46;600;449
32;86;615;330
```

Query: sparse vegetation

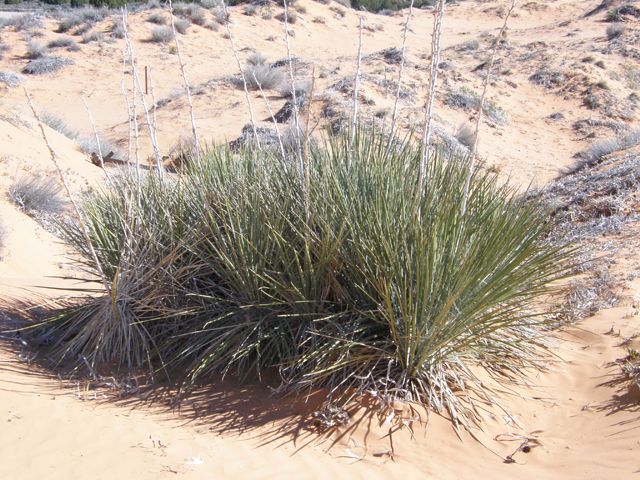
8;173;66;217
0;14;43;31
22;57;75;75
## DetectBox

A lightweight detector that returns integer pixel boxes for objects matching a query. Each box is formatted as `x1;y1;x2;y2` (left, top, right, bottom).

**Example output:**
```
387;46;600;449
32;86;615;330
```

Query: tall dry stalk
389;0;414;140
124;49;141;183
120;50;133;165
351;16;364;144
223;2;260;149
122;8;164;180
24;87;111;296
81;98;105;170
303;63;316;224
421;0;445;185
169;0;200;165
253;73;286;159
462;0;517;215
284;0;302;164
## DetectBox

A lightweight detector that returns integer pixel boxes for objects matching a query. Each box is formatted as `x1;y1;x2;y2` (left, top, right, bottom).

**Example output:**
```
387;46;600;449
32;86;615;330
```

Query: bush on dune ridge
30;126;574;426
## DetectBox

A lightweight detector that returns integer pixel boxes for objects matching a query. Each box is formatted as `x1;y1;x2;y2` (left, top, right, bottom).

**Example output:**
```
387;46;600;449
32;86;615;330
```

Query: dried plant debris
312;403;350;432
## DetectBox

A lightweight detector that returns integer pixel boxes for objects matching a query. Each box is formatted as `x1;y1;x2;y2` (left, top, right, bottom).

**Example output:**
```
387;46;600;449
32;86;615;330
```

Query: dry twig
390;0;414;140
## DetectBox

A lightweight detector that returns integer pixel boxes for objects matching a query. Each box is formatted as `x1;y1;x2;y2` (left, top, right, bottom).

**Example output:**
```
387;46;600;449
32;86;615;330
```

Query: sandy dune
1;0;639;478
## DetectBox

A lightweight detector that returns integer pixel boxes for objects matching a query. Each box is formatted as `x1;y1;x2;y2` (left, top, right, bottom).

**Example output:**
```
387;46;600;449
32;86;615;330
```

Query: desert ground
1;0;639;478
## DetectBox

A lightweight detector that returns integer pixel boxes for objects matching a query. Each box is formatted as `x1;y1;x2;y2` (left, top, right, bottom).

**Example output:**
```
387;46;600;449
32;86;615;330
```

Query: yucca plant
29;126;574;427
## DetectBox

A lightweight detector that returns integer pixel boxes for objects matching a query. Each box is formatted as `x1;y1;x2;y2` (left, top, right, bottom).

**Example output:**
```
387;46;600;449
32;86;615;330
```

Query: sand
1;0;639;478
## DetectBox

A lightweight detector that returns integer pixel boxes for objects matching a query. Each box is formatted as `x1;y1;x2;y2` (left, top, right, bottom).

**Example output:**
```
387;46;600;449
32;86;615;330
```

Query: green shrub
33;127;574;426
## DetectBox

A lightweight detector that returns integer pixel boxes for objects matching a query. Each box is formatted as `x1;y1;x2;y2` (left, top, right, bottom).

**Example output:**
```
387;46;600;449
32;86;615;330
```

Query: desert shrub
313;15;327;23
0;71;26;87
150;26;175;43
445;86;509;125
334;0;350;7
262;11;273;20
83;31;104;43
606;23;625;40
279;80;311;98
242;64;285;91
1;14;43;31
58;14;84;33
22;57;75;75
464;39;480;50
25;41;48;59
213;6;227;24
275;11;297;23
0;44;9;60
188;6;207;25
330;5;346;17
111;19;125;39
174;18;190;34
295;4;307;13
147;11;167;24
581;55;595;63
205;21;219;31
314;0;332;4
33;127;574;428
8;174;66;216
244;4;257;15
455;122;475;148
47;37;76;49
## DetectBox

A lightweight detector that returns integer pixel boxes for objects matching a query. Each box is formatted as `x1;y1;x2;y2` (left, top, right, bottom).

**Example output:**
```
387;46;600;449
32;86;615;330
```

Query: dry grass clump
22;57;75;75
8;173;66;217
29;127;574;428
0;71;26;88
